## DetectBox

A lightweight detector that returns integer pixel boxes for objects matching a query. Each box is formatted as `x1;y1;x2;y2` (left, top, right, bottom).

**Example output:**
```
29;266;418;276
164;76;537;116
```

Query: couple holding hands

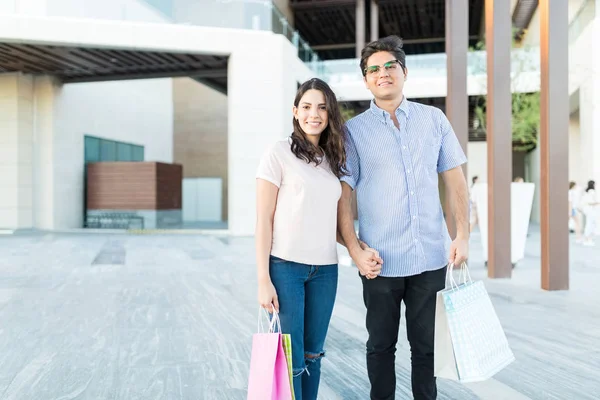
255;35;469;400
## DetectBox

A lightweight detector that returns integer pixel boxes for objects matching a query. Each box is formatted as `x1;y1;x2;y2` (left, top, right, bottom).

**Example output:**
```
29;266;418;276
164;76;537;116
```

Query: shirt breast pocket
420;139;440;174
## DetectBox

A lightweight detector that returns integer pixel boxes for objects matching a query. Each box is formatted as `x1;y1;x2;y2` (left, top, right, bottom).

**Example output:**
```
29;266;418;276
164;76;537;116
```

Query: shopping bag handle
446;262;473;290
257;305;282;333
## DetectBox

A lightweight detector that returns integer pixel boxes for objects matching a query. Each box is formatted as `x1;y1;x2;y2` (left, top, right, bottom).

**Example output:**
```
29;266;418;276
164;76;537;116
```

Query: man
337;35;469;400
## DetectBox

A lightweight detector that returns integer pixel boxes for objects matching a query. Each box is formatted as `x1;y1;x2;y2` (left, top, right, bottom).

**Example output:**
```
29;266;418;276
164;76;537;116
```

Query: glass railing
569;0;596;44
140;0;324;73
267;0;325;74
319;47;540;84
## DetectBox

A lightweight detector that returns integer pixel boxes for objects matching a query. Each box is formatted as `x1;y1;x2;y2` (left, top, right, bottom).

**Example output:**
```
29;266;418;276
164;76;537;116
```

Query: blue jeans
269;255;338;400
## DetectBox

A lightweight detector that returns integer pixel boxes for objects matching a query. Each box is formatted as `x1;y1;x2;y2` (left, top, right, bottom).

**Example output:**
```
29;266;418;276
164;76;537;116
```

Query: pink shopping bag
247;308;293;400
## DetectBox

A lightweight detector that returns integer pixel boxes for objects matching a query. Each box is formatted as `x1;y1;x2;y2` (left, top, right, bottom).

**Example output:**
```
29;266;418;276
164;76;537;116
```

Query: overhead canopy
0;42;228;92
290;0;486;59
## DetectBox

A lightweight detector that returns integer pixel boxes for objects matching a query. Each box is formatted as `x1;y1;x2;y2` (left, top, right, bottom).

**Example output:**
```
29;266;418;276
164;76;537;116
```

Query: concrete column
356;0;365;57
444;0;469;239
485;0;512;278
370;0;379;41
539;0;570;290
0;73;34;229
32;76;60;230
227;35;302;236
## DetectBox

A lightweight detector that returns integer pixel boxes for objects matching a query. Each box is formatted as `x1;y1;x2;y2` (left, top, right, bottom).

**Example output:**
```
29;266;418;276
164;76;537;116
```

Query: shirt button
410;191;414;195
402;146;407;149
412;215;416;219
407;170;411;173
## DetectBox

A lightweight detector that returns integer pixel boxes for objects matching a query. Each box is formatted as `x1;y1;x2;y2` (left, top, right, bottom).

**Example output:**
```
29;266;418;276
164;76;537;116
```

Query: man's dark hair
360;35;406;77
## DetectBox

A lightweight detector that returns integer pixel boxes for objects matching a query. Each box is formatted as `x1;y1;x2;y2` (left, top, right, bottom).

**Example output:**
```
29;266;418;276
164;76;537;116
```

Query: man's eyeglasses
364;60;404;76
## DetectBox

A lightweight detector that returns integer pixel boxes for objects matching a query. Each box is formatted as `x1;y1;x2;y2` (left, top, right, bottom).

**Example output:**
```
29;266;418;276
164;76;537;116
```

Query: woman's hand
258;279;279;313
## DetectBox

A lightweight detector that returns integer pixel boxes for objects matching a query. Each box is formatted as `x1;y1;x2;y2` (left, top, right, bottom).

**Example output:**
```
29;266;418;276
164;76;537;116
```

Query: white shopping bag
434;263;515;383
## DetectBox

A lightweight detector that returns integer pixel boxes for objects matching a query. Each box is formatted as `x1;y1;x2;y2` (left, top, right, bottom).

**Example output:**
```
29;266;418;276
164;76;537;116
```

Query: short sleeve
256;144;283;187
340;128;360;189
437;109;468;173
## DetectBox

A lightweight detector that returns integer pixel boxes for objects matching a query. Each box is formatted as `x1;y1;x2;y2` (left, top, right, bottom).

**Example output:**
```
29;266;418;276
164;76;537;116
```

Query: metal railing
85;213;144;229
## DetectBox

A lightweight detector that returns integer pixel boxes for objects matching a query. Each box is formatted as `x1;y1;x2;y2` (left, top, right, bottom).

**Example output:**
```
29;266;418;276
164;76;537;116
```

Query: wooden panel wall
87;162;182;210
156;162;183;210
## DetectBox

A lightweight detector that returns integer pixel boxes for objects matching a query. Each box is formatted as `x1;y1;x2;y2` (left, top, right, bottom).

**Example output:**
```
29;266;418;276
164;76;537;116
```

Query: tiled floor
0;227;598;399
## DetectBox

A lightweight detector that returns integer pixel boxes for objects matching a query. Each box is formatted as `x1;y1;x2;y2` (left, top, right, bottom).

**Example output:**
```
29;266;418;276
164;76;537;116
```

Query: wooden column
370;0;379;41
444;0;469;239
486;0;512;278
356;0;365;57
539;0;569;290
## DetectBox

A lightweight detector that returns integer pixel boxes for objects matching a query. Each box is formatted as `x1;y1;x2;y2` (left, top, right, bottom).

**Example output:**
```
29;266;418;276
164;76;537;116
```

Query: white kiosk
471;182;535;265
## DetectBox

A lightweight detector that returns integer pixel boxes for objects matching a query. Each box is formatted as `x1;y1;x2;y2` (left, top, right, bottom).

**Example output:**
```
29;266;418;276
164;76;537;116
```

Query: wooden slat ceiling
0;43;228;92
291;0;485;60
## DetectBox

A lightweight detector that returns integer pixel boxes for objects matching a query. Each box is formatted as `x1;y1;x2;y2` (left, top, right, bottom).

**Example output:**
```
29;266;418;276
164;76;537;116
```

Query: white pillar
32;76;60;230
0;73;34;229
227;35;307;236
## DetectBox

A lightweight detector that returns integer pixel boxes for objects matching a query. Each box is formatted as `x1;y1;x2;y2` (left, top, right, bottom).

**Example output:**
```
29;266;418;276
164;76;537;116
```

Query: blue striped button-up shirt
342;99;467;277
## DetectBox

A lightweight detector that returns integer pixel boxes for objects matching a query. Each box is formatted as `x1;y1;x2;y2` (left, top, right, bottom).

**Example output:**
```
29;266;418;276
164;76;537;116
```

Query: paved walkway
0;227;598;399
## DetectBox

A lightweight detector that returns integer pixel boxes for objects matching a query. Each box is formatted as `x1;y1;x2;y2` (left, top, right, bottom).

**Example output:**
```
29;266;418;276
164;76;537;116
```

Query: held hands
351;240;383;279
448;237;469;266
258;279;279;313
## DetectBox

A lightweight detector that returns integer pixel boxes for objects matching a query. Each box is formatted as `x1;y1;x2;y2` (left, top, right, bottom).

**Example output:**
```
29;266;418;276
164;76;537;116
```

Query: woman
255;78;347;400
582;180;598;247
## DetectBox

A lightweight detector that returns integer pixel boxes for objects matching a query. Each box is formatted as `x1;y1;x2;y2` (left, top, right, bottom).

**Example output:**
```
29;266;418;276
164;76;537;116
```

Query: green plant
471;33;540;152
339;105;356;122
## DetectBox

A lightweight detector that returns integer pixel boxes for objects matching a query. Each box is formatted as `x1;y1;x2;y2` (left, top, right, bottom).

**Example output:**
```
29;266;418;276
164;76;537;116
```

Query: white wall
569;110;584;185
466;142;488;186
47;78;174;229
569;14;600;191
228;34;313;235
0;14;313;234
1;0;169;22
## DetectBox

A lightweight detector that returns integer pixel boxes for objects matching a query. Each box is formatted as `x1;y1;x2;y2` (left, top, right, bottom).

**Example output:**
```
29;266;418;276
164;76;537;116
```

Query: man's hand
448;237;469;267
351;241;383;279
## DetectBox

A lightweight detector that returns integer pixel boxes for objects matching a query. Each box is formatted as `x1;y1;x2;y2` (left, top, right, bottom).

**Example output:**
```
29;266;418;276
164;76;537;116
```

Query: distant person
568;181;583;243
581;180;598;247
470;176;479;232
337;35;469;400
254;78;379;400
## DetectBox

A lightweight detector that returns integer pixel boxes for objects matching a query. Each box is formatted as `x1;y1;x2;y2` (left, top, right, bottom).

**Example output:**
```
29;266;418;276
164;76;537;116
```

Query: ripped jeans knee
293;351;326;378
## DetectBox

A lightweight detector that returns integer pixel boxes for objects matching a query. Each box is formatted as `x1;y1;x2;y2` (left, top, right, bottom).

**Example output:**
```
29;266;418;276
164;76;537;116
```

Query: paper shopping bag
247;309;293;400
281;333;295;400
434;263;515;383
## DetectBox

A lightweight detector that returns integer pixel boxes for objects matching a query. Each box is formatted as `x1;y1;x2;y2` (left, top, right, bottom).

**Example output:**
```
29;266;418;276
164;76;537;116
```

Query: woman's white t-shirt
256;138;342;265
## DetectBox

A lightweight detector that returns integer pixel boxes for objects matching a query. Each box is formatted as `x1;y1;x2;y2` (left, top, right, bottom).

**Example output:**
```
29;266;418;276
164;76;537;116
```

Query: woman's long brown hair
290;78;348;179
